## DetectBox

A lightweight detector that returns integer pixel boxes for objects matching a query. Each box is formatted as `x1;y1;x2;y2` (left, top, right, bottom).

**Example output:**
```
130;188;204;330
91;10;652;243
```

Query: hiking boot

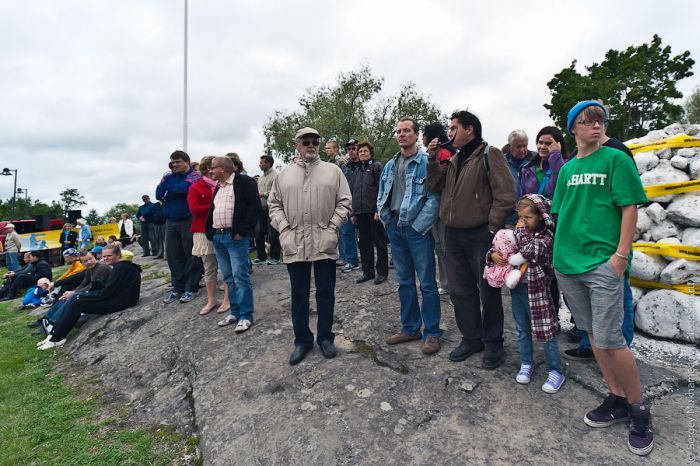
421;336;440;355
584;393;629;428
628;403;654;456
563;347;595;361
542;370;566;394
386;331;422;345
515;364;533;384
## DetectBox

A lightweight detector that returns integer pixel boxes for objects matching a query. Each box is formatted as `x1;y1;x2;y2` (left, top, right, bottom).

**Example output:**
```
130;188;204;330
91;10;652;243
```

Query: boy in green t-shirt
552;101;653;456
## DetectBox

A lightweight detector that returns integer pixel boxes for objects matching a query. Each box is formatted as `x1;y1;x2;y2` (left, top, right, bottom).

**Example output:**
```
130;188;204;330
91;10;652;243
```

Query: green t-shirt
551;146;647;275
535;165;544;185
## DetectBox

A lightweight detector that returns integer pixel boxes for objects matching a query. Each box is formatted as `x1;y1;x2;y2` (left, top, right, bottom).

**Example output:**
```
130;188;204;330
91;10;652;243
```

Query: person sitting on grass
37;244;142;350
20;278;51;309
0;251;52;301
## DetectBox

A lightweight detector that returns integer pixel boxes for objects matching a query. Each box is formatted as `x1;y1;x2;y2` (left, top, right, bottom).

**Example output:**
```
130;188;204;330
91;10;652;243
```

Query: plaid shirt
212;173;235;229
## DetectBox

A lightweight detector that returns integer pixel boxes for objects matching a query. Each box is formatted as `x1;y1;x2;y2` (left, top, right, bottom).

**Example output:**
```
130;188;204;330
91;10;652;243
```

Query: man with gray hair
268;127;352;365
504;129;535;226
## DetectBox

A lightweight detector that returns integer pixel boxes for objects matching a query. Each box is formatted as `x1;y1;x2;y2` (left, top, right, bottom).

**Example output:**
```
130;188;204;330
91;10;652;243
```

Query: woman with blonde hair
188;156;230;315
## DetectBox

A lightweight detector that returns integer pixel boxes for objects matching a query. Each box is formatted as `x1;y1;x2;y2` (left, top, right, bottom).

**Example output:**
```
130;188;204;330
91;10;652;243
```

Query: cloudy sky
2;0;698;215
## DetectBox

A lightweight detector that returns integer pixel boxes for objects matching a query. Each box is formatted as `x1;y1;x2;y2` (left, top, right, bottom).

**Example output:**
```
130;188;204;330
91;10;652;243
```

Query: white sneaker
234;319;252;333
36;336;51;347
515;364;533;384
217;315;238;327
37;338;66;350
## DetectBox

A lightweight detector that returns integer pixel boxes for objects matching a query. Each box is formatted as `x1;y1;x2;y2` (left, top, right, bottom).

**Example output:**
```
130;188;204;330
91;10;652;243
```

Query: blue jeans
47;292;82;323
287;259;336;347
5;252;19;272
213;232;254;321
511;283;562;372
386;216;442;338
339;220;358;265
580;279;634;350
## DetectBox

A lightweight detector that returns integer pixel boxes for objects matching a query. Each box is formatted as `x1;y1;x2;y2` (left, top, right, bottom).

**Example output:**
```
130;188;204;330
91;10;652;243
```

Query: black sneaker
482;348;505;369
628;403;654;456
563;347;595;361
565;327;582;343
584;393;629;428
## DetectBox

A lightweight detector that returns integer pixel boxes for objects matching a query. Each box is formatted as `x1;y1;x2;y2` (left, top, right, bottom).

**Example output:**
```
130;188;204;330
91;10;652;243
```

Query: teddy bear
483;229;528;289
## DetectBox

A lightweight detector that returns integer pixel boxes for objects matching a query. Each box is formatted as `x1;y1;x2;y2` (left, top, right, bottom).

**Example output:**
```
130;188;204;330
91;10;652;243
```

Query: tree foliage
103;203;139;222
58;188;87;217
263;65;445;163
84;208;103;226
546;35;694;142
0;197;63;221
685;86;700;124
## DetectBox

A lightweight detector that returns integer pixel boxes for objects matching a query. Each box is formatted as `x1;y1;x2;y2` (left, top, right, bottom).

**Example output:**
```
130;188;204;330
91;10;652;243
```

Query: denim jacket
376;150;440;235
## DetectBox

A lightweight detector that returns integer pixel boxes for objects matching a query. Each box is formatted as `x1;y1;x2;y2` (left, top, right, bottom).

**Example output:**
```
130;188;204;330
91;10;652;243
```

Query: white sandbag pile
625;123;700;344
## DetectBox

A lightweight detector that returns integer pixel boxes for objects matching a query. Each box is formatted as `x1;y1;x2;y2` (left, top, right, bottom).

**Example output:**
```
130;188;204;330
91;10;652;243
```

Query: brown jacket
427;143;515;231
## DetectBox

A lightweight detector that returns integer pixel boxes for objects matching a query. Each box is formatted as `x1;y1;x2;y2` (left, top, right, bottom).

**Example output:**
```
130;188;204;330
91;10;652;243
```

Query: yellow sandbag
632;242;700;260
630;278;700;295
627;133;700;154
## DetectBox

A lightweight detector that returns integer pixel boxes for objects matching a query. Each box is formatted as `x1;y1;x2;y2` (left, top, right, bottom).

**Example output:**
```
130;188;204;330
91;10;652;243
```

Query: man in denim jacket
377;117;442;355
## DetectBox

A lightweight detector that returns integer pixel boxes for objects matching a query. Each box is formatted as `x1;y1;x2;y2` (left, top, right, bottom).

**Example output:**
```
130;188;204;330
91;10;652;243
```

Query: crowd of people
0;99;653;457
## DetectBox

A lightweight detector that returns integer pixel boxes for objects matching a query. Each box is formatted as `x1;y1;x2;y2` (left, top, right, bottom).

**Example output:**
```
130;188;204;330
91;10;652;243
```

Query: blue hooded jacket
155;169;201;220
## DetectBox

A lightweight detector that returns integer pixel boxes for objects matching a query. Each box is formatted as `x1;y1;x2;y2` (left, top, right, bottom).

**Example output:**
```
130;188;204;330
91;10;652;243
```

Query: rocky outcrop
635;289;699;343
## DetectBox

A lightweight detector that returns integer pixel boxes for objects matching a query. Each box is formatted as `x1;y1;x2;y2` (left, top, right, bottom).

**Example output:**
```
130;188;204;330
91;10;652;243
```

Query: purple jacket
519;150;564;199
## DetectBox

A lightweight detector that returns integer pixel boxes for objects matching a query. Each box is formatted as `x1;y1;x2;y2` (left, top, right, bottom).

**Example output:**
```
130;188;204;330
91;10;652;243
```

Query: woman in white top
118;213;134;245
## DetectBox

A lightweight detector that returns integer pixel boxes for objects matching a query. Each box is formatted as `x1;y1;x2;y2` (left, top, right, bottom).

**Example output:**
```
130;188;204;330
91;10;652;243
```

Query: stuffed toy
483;229;528;289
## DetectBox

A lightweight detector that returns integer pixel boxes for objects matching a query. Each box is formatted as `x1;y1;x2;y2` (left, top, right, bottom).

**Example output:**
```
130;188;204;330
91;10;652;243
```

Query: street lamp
16;188;28;219
1;168;18;220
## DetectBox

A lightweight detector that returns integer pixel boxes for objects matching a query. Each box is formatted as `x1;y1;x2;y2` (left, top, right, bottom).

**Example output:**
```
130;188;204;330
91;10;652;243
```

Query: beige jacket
5;230;21;253
257;168;277;210
268;157;351;264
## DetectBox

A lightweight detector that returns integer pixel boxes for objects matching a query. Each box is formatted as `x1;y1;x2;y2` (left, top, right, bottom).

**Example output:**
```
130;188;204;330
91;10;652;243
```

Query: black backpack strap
482;143;490;182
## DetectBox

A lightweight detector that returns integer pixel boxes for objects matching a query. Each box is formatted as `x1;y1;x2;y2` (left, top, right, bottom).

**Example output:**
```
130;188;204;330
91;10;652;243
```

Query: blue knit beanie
566;100;608;136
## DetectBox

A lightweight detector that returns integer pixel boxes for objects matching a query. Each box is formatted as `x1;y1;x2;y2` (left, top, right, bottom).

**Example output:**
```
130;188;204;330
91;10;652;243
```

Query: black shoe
448;342;485;362
142;254;151;257
482;348;505;369
373;275;387;285
565;327;583;343
27;319;42;328
0;296;14;302
356;275;374;284
154;255;164;259
563;347;595;361
319;340;337;359
289;345;313;365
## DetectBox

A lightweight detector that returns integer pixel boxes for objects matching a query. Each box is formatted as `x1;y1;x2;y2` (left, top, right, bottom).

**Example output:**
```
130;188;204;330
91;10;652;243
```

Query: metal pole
11;170;17;220
183;0;188;152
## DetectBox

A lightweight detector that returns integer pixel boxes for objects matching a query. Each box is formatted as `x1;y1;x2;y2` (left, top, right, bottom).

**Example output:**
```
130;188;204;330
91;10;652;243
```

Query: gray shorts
555;260;626;349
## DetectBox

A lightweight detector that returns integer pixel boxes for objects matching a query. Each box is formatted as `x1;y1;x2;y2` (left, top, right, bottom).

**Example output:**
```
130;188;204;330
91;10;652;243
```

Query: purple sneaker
628;403;654;456
584;393;629;428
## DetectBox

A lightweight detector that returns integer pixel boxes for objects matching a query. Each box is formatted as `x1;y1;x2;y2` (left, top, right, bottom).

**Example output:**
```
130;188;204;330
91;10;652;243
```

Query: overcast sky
2;0;698;215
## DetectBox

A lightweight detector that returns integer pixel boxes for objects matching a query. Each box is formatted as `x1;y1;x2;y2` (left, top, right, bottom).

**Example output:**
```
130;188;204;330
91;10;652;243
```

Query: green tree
0;198;63;221
546;35;694;142
263;65;445;163
103;203;139;222
58;188;87;218
84;208;103;226
684;86;700;123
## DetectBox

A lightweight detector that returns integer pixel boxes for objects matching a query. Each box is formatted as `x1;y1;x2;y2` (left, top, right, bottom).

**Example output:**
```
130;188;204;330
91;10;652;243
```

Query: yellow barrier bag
630;278;700;295
632;242;700;260
627;133;700;154
643;179;700;198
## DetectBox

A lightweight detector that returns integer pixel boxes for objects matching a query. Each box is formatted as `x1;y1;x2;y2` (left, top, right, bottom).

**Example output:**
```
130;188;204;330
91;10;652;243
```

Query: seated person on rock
20;278;51;309
0;251;52;301
37;244;142;350
30;250;112;333
46;248;87;301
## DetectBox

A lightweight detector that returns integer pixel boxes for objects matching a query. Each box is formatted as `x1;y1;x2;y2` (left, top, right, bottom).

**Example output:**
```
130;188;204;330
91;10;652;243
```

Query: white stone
344;384;355;392
667;193;700;227
641;232;652;242
685;125;700;136
356;388;372;398
676;148;697;158
690;159;700;180
670;155;689;170
659;259;700;285
635;208;652;236
633;151;660;174
635;290;699;344
380;402;392;412
630;286;645;306
649;220;680;241
645;203;667;223
630;251;667;281
640;160;690;202
300;402;317;411
643;130;669;142
655;237;682;261
682;228;700;247
656;148;673;160
664;123;685;135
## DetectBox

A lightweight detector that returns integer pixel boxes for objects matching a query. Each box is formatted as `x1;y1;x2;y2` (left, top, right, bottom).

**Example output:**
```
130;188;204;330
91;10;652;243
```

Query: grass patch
0;302;197;465
143;270;170;282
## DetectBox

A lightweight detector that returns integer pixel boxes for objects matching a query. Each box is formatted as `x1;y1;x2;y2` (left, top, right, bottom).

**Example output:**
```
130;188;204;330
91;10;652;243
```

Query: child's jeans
511;282;562;373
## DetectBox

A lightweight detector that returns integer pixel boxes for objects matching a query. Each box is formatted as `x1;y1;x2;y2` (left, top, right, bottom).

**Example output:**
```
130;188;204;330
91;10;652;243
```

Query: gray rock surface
667;193;700;227
640;160;690;202
659;259;700;285
635;290;699;344
649;220;680;241
645;202;667;224
635;208;652;240
634;151;660;174
655;237;682;262
630;251;667;281
59;248;698;464
690;159;700;180
682;227;700;247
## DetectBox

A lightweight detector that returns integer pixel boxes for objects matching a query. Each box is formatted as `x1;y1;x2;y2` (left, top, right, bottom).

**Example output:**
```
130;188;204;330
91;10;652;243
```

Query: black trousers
444;224;504;350
165;218;201;293
1;274;34;299
51;298;124;340
255;208;281;261
286;259;336;347
355;213;388;278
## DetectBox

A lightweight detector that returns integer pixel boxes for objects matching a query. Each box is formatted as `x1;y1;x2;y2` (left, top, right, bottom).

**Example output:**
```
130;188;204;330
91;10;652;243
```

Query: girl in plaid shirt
489;194;564;393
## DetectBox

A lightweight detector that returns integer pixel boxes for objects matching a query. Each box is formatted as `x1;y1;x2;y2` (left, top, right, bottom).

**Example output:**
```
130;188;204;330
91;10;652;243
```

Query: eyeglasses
576;119;607;127
301;139;320;147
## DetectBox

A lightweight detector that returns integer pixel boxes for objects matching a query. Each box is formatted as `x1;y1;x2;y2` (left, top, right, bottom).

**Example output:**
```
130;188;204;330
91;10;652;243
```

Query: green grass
0;301;197;465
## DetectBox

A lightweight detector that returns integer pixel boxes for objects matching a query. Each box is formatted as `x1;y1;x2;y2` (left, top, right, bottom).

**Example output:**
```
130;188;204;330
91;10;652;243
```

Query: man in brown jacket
426;110;515;369
268;127;352;366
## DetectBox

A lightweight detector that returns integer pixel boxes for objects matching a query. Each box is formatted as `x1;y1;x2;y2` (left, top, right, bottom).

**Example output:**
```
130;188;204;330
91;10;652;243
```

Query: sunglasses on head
301;139;320;147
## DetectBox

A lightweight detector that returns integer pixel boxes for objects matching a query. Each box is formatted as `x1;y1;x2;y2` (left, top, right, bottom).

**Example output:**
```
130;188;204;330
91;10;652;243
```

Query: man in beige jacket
268;127;352;365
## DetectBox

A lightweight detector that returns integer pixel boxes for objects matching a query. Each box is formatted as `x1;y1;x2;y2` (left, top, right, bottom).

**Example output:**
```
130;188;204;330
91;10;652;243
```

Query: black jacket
60;230;78;250
205;172;262;240
76;260;142;313
33;260;52;282
351;159;383;214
